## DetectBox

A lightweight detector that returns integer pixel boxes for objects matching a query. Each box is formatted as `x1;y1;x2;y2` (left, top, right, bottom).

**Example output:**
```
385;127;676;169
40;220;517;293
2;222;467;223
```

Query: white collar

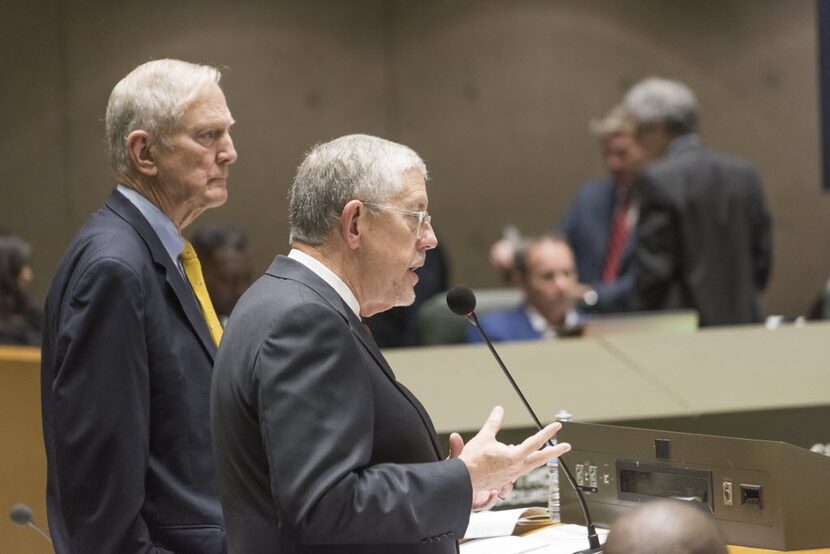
524;304;579;339
288;249;361;317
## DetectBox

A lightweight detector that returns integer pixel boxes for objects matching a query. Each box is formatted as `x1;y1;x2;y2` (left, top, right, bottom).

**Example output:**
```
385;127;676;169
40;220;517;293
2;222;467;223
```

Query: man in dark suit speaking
210;134;569;553
41;59;237;552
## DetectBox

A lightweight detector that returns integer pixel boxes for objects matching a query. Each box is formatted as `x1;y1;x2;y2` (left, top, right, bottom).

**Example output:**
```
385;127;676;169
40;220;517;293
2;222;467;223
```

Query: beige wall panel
1;0;827;318
57;0;388;277
0;0;73;305
389;0;829;316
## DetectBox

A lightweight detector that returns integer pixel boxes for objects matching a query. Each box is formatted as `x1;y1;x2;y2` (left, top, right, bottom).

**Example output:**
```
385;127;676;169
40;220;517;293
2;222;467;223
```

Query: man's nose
419;221;438;250
219;134;238;165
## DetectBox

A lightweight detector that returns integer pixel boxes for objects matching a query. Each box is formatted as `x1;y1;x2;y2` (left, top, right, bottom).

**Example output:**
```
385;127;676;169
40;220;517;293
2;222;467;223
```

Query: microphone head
10;503;33;525
446;285;476;316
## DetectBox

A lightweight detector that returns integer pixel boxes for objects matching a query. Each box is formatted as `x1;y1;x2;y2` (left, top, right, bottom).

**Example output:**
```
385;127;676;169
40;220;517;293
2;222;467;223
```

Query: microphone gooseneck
447;285;602;554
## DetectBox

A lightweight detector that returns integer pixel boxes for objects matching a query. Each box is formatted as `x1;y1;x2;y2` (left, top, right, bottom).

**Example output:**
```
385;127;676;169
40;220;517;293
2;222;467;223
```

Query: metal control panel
557;422;830;551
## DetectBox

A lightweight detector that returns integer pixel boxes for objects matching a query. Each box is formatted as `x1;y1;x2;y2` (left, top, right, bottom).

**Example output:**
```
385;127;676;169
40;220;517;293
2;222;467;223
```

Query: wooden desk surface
728;547;830;553
524;524;830;553
386;322;830;435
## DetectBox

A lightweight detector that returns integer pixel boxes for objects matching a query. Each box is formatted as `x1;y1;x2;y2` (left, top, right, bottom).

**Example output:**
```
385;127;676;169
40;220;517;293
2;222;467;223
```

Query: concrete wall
2;0;827;317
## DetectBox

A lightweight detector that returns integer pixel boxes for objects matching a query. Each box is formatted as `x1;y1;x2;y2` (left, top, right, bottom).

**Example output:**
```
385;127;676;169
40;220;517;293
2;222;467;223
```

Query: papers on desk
460;535;550;554
461;507;608;554
464;507;550;539
528;524;609;553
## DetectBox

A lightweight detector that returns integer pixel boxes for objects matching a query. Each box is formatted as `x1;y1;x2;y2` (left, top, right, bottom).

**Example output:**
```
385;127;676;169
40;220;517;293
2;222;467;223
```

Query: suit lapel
270;256;445;459
347;312;444;458
105;190;217;361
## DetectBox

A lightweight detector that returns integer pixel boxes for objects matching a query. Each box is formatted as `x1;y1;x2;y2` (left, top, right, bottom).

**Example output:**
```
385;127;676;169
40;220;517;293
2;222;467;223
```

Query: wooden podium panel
0;346;50;554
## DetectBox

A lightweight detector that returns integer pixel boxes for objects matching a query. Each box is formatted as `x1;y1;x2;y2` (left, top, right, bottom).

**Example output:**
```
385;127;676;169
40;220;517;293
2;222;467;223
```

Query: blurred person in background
490;104;645;313
0;233;42;346
191;224;254;324
604;499;727;554
625;76;771;326
469;234;581;343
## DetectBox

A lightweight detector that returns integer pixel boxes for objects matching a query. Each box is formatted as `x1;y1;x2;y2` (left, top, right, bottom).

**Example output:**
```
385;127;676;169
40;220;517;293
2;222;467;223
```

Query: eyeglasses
362;202;432;239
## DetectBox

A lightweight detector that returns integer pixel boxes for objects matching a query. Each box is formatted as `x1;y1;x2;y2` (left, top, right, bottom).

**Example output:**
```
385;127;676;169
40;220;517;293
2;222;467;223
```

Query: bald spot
604;500;727;554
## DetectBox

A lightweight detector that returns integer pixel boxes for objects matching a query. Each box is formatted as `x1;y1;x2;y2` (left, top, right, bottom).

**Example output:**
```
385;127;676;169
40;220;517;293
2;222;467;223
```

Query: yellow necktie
180;240;223;346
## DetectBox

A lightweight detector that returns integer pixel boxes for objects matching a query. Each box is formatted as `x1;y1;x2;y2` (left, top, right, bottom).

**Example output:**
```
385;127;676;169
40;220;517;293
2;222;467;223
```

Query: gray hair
288;134;428;245
624;77;698;134
105;59;222;176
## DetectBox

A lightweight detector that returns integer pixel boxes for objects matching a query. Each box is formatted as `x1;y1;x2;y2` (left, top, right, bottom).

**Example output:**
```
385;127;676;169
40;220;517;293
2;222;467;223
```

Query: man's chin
393;289;417;309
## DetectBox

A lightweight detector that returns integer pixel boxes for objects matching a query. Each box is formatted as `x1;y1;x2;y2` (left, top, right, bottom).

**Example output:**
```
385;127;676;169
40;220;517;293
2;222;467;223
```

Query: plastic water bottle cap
555;410;572;422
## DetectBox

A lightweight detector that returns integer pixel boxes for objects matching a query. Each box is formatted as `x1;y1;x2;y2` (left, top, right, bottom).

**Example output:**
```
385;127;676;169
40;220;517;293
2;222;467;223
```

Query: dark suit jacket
463;306;540;343
633;137;772;326
41;189;225;553
560;178;635;313
210;256;472;554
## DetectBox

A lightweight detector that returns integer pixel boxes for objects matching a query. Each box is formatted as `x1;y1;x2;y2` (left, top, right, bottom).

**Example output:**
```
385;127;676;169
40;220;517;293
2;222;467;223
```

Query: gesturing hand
449;433;513;511
453;406;570;506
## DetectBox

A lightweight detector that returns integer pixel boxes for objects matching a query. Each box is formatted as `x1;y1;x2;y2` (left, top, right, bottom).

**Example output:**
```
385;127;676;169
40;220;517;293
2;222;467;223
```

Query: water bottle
547;457;560;522
547;410;572;522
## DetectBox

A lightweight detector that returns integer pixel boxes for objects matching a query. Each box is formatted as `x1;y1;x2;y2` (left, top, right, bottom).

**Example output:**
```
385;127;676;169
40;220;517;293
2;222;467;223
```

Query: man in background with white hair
42;59;237;552
624;77;771;326
211;134;570;553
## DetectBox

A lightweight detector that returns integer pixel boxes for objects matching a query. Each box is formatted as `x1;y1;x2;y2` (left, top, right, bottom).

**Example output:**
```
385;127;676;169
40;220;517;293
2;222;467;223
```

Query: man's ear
127;130;158;177
340;200;365;250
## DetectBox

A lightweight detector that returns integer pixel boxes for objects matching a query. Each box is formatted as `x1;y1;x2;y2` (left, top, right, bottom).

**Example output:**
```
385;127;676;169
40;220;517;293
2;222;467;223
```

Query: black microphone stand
467;311;603;554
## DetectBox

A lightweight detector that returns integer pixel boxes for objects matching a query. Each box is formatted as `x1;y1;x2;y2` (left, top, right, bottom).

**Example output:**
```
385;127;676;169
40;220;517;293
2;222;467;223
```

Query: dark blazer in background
633;138;772;326
211;256;472;554
560;178;636;313
41;189;225;553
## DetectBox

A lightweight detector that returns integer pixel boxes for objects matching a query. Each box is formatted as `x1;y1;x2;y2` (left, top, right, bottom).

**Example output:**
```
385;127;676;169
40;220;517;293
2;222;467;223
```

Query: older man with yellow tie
41;58;237;553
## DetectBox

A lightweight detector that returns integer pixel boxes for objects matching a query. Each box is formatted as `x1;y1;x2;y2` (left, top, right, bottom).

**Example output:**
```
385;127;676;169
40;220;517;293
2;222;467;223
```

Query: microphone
9;503;52;544
447;285;602;554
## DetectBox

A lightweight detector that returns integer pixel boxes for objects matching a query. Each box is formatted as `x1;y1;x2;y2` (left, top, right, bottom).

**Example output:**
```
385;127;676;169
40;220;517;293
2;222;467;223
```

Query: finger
524;442;571;469
477;406;504;439
482;492;499;510
517;421;561;455
475;490;500;511
448;432;464;459
497;481;514;499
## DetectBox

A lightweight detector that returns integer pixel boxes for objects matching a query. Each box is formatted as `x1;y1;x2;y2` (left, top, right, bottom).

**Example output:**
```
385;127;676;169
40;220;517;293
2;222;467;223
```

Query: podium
557;422;830;551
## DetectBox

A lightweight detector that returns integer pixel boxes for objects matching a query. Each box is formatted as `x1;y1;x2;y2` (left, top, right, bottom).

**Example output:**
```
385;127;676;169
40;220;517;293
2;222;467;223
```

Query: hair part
624;76;699;134
105;58;222;177
288;134;428;245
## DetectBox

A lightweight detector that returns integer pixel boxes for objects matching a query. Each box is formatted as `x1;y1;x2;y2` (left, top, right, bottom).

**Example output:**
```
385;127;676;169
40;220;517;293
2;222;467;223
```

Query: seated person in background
190;224;254;324
366;243;448;347
490;105;644;313
604;499;727;554
467;234;581;343
0;233;42;346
